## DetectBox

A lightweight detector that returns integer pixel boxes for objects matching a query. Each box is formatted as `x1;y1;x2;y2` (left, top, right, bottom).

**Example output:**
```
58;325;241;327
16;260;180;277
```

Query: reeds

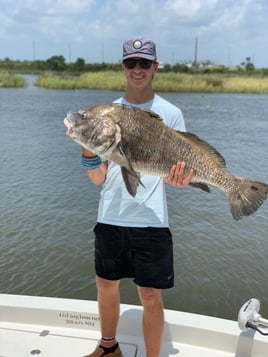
0;71;26;87
154;73;268;93
34;72;126;90
33;72;268;94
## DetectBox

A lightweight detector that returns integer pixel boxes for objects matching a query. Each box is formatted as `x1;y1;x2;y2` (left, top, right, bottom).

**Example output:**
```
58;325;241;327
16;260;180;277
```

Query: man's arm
82;148;107;185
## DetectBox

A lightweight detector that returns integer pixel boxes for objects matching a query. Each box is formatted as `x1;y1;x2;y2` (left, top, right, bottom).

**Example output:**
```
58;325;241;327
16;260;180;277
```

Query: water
1;76;268;321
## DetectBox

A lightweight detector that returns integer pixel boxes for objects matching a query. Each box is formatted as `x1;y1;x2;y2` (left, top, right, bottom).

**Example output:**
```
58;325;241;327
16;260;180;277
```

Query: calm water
1;76;268;321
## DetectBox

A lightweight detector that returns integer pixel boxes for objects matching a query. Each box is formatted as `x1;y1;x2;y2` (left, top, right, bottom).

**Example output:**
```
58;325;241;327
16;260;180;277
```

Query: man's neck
124;87;155;104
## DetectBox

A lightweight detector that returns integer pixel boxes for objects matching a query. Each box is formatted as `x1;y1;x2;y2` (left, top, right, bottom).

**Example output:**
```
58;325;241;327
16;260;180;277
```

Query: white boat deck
0;294;267;357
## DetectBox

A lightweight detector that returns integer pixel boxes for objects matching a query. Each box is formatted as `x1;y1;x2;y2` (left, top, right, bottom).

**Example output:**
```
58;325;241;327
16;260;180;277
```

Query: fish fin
227;177;268;220
118;143;145;197
178;131;226;168
118;104;163;122
121;167;144;197
140;108;163;122
189;182;210;193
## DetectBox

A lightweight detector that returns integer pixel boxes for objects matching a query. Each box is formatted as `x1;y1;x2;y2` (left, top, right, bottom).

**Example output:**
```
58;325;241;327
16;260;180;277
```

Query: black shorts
93;223;174;289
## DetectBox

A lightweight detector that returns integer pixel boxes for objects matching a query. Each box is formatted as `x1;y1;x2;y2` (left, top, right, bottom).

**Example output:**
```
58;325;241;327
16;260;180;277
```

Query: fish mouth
64;116;75;136
64;108;85;136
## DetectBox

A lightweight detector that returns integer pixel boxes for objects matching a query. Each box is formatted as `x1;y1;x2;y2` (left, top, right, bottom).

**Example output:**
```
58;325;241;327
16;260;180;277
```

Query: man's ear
153;61;159;72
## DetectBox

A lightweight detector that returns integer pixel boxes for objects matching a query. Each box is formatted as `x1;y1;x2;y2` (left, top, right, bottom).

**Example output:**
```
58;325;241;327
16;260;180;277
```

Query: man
82;36;193;357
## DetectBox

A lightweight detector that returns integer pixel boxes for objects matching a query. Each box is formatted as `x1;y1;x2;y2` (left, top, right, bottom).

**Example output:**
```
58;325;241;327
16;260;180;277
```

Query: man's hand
165;162;194;188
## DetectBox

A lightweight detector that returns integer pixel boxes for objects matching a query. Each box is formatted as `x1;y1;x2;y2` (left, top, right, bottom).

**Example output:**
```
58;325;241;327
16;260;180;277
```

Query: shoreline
2;71;268;94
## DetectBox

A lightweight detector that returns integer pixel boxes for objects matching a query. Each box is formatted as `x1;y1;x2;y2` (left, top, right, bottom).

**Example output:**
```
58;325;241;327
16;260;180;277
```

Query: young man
82;36;193;357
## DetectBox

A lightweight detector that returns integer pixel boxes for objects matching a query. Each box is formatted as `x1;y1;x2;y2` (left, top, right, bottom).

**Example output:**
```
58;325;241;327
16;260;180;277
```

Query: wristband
82;155;102;170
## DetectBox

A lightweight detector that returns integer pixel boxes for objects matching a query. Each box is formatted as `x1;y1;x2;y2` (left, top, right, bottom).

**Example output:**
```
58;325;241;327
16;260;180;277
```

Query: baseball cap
122;36;157;61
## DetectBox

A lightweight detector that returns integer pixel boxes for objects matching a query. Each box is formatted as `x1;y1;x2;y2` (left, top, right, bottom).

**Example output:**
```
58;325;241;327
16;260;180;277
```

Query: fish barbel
64;103;268;220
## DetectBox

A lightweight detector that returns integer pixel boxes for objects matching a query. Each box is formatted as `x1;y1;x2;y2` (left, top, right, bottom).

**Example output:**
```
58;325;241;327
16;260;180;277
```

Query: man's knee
137;286;162;306
96;276;120;291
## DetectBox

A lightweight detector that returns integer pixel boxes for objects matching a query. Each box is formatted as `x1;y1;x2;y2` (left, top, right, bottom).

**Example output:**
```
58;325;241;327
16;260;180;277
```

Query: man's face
122;58;158;88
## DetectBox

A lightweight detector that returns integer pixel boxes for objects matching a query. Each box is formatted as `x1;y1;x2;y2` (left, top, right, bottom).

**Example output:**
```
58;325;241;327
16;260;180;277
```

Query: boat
0;294;267;356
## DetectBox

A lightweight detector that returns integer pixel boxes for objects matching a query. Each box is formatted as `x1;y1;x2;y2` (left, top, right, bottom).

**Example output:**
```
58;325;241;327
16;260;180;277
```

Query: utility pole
228;47;232;67
193;37;198;67
32;40;35;61
68;43;72;63
101;39;105;63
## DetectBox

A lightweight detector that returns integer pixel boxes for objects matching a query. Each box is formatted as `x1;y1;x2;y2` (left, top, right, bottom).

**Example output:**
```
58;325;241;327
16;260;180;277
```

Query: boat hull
0;294;267;356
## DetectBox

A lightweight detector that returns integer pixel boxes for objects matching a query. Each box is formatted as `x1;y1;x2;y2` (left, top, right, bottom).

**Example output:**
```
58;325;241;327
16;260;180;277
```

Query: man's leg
84;276;121;356
97;276;121;347
137;286;164;357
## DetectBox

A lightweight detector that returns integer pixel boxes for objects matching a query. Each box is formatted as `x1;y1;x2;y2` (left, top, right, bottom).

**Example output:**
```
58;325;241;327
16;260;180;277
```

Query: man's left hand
165;162;194;188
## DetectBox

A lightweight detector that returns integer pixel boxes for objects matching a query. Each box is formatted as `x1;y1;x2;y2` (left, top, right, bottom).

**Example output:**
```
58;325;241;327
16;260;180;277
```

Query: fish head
64;105;121;156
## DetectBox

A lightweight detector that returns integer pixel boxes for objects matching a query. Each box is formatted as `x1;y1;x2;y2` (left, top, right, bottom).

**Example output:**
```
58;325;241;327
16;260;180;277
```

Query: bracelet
81;154;102;170
101;336;116;342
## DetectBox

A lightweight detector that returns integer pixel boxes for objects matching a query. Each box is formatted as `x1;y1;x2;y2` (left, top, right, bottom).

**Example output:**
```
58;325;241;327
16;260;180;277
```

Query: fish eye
78;109;87;119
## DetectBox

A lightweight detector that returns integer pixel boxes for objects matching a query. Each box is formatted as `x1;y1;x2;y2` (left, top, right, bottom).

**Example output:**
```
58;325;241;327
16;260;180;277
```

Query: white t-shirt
97;94;186;227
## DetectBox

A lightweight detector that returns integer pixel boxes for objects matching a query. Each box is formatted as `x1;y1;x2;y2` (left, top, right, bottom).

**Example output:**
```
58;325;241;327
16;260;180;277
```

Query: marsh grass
34;72;125;90
223;76;268;93
153;73;224;92
79;72;126;91
0;71;26;87
35;72;268;93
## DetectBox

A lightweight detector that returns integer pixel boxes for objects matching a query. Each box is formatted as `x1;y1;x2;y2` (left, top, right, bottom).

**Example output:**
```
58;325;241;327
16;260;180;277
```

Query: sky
1;0;268;68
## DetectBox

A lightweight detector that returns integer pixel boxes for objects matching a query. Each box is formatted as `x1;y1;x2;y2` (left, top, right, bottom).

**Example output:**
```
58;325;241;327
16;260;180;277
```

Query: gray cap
122;36;157;61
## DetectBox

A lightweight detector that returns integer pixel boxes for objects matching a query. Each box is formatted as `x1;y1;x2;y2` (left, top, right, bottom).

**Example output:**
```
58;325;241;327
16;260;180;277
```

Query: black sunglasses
123;58;154;70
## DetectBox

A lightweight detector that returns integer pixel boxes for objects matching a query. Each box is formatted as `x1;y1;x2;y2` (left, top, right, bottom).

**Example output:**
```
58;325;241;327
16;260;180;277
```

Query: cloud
11;0;92;18
165;0;218;18
0;0;267;67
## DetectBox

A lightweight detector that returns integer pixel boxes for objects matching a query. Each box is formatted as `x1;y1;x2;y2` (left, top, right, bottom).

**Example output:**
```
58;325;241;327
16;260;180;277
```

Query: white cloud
0;0;267;67
112;0;140;13
165;0;218;18
10;0;93;17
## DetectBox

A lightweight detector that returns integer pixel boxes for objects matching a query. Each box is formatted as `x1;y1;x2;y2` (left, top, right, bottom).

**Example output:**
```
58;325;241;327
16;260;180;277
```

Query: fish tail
228;177;268;220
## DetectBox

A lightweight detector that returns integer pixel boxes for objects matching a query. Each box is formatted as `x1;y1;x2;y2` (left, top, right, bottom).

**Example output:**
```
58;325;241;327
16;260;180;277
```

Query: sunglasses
123;58;154;70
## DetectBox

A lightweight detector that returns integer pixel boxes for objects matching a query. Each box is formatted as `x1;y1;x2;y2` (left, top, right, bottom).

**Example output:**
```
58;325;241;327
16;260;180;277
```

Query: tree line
1;55;267;75
0;56;120;72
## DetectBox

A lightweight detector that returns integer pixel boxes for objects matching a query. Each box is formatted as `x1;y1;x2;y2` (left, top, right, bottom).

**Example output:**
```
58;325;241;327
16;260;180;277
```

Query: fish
64;103;268;220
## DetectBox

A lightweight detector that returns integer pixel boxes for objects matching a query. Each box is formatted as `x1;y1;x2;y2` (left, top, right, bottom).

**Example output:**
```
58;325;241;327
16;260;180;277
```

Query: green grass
153;73;268;93
0;71;26;87
35;72;126;90
35;72;268;94
2;70;268;93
